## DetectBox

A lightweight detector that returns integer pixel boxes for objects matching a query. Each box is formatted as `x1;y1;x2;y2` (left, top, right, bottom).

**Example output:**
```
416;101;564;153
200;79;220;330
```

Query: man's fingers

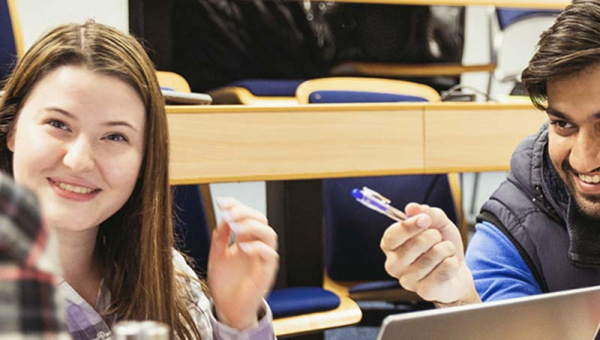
416;256;461;301
380;214;431;251
398;240;456;288
383;228;442;278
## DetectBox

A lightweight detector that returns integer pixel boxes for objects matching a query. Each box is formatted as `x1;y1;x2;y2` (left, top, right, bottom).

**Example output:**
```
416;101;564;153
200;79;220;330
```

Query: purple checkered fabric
61;251;276;339
0;172;70;339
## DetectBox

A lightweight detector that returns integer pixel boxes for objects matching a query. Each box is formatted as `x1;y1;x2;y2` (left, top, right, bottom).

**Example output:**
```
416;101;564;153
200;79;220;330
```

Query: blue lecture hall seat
308;91;428;104
324;176;458;298
208;79;302;105
172;185;211;276
296;77;463;308
487;7;562;96
0;0;22;81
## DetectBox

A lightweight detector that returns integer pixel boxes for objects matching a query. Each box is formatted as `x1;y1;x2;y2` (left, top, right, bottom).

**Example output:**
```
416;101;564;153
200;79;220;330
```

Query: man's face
547;65;600;219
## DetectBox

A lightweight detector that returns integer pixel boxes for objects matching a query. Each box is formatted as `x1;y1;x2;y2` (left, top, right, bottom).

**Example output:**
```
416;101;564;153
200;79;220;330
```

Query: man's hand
380;203;480;305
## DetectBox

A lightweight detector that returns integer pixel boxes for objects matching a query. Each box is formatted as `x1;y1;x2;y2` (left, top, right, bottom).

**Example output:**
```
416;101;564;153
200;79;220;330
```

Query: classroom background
10;1;560;338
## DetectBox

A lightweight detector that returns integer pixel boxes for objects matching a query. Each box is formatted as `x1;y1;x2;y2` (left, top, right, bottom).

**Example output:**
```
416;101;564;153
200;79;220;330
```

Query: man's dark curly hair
522;0;600;110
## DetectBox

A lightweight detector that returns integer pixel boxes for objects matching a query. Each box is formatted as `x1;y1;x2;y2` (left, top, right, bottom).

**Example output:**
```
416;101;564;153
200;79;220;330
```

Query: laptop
378;285;600;340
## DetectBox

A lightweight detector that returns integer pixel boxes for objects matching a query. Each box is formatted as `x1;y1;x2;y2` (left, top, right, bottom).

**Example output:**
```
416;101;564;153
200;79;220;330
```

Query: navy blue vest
477;124;600;292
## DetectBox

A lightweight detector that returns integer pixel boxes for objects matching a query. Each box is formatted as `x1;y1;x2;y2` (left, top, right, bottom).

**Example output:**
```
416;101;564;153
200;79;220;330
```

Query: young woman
0;21;278;339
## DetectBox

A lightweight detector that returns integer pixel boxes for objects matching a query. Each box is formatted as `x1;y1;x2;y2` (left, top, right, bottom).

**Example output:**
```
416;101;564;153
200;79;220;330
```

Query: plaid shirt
61;251;276;340
0;172;70;339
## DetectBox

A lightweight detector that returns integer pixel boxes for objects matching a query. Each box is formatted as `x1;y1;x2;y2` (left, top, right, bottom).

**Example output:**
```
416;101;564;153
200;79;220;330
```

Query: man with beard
379;0;600;307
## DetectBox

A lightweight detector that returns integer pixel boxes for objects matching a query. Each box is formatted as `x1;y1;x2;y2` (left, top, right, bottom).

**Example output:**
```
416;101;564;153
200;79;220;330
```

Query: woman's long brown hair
0;21;202;338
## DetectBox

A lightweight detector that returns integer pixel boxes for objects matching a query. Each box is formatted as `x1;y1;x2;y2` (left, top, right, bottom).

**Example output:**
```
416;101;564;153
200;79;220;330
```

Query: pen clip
352;187;407;221
361;187;391;205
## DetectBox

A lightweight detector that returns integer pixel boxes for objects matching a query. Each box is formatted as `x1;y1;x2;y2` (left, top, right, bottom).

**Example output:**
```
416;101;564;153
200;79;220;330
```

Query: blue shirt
466;221;542;301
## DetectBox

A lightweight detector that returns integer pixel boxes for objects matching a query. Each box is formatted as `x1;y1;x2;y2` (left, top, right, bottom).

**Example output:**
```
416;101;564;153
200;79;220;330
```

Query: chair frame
296;77;442;104
157;71;191;93
6;0;24;58
331;61;496;79
209;86;298;106
486;6;560;96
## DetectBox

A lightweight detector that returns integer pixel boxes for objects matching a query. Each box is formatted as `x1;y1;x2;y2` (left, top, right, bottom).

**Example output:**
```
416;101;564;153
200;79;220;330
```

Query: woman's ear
6;128;15;152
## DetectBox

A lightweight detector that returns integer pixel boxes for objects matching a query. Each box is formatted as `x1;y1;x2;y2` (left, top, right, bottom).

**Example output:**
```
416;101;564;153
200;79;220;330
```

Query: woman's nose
62;137;95;173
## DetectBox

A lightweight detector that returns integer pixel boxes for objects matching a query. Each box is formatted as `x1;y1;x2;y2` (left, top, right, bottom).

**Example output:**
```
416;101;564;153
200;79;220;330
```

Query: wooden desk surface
168;103;424;184
325;0;569;9
167;102;547;184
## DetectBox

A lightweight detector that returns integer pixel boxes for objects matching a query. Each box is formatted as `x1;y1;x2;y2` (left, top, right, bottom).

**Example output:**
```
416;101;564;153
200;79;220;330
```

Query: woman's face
8;66;146;233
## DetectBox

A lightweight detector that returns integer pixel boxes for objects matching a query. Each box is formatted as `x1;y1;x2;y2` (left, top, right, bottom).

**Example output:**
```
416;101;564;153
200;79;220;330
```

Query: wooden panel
326;0;568;9
424;103;548;173
168;104;424;184
331;62;496;78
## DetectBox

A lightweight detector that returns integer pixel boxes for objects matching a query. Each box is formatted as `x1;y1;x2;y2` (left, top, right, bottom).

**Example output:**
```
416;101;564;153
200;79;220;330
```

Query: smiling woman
9;66;145;233
0;21;278;339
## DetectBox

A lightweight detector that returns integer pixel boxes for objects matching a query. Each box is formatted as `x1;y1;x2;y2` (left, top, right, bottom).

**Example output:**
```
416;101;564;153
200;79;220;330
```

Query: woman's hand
207;197;279;330
380;203;480;305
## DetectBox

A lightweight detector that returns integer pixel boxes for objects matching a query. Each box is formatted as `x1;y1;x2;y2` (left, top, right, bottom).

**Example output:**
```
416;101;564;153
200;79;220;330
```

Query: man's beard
562;161;600;219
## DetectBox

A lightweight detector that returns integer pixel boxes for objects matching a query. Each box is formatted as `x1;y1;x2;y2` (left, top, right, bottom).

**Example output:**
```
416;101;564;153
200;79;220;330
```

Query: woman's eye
106;134;128;143
48;120;69;131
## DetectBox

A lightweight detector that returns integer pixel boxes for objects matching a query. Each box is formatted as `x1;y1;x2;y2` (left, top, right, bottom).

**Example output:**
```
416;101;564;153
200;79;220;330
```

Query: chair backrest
156;71;192;93
496;8;561;31
487;7;560;96
172;185;211;275
296;77;458;281
324;175;458;281
229;79;303;97
296;77;441;104
0;0;23;80
208;79;301;105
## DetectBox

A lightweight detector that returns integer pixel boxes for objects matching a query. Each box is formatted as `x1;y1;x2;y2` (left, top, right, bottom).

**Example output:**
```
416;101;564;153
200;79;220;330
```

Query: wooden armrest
324;274;423;304
156;71;191;93
273;295;362;337
331;62;497;78
209;86;298;106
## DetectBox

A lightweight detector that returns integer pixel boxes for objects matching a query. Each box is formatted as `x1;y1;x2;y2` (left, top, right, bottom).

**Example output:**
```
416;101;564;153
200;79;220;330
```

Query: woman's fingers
230;219;278;250
217;197;268;224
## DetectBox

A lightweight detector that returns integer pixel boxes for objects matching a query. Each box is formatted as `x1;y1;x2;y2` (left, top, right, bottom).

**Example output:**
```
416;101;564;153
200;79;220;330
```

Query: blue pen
351;187;407;222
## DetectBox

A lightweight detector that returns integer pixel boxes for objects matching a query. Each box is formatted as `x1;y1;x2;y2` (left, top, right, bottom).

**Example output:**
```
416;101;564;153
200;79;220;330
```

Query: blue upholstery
348;280;401;294
0;0;17;79
316;85;458;302
171;185;341;318
496;8;561;30
324;175;457;281
266;287;341;318
309;91;428;104
228;79;303;97
173;185;211;276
